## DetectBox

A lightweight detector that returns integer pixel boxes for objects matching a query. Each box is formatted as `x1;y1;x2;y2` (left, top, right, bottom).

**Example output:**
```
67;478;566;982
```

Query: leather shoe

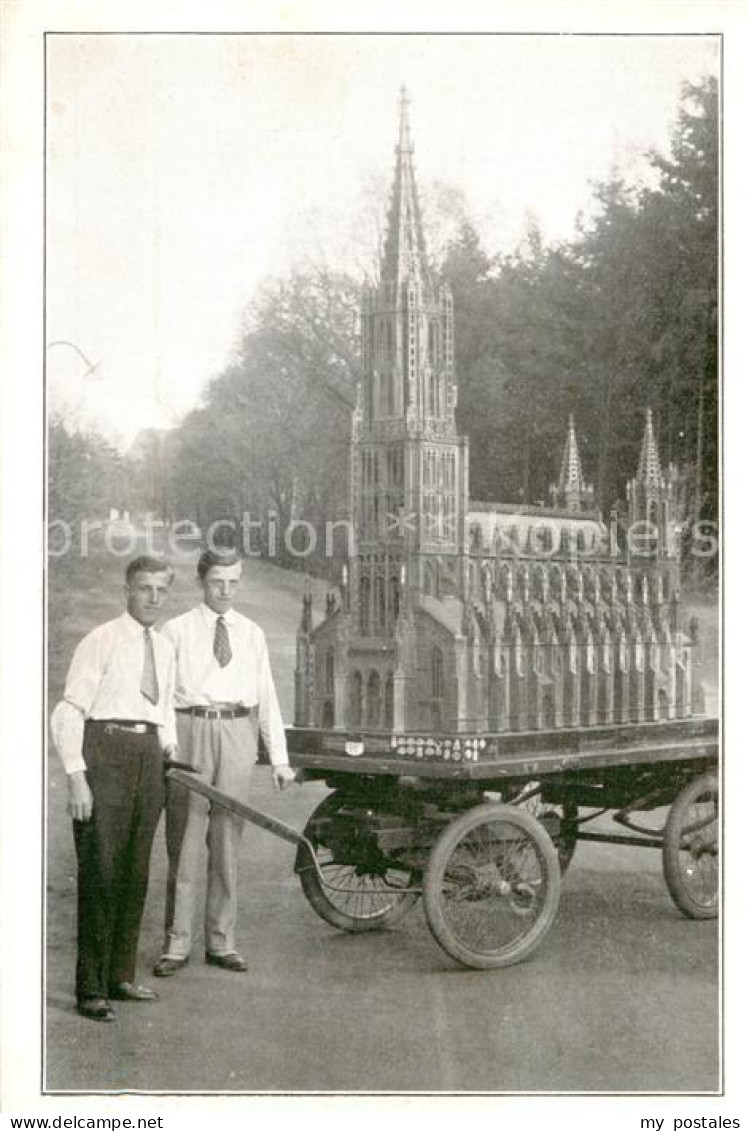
77;996;115;1022
205;951;247;973
153;956;189;978
109;982;158;1002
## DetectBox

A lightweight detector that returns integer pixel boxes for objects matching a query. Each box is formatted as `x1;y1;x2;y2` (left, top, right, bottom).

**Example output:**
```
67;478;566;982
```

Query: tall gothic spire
559;415;585;495
636;408;664;487
380;85;432;292
551;414;593;512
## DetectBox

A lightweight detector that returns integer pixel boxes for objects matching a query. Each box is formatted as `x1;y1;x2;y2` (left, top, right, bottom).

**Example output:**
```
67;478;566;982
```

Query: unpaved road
45;548;718;1094
45;766;718;1093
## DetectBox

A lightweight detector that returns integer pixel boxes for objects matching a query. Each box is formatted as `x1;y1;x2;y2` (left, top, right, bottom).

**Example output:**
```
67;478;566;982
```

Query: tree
169;268;361;574
161;75;718;581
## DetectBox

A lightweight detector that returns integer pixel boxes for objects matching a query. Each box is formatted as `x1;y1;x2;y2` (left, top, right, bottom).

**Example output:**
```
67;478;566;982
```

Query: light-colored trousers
163;712;258;958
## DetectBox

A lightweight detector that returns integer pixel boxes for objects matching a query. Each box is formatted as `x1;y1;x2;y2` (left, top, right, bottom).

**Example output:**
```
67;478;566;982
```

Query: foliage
48;417;127;530
167;268;360;571
445;76;717;555
55;78;717;584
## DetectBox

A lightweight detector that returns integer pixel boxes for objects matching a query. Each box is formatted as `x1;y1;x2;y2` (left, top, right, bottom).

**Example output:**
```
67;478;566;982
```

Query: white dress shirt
51;612;177;774
162;604;289;767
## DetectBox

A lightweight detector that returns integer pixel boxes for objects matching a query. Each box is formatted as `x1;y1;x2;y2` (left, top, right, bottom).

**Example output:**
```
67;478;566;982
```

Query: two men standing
52;549;294;1021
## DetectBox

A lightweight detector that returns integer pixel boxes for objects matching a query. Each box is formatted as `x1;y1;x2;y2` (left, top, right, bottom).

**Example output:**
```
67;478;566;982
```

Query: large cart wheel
423;803;562;969
662;773;719;920
296;792;421;933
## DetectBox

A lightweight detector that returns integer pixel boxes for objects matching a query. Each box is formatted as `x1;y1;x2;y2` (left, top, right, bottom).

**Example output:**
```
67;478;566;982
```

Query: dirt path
45;543;719;1093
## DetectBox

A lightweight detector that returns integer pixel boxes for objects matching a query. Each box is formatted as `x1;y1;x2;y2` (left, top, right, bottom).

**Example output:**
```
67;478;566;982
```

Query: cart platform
286;715;718;783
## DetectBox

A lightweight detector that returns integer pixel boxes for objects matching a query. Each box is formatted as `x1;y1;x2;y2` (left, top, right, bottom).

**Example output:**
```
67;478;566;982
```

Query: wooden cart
168;715;718;970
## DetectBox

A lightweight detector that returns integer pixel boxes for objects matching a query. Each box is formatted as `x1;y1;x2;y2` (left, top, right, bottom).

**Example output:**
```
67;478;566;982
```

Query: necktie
141;628;160;705
214;615;232;668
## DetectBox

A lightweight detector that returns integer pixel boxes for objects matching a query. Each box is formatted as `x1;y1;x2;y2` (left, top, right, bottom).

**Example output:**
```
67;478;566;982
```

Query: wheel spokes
440;821;549;953
678;798;718;908
315;853;413;917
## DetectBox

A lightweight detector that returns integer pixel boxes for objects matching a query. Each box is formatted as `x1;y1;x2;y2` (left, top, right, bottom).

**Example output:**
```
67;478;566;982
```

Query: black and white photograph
2;2;743;1117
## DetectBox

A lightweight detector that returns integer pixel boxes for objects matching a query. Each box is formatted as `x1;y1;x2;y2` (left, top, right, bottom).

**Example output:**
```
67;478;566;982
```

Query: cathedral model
295;90;703;735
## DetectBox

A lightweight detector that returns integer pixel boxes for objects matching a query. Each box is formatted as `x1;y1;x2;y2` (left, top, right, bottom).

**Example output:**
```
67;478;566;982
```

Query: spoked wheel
662;773;719;920
423;803;561;969
509;783;579;873
296;792;421;932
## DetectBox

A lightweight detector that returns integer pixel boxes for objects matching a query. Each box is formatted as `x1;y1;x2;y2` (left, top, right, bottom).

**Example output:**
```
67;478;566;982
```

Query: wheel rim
312;852;416;921
675;788;718;911
438;816;554;958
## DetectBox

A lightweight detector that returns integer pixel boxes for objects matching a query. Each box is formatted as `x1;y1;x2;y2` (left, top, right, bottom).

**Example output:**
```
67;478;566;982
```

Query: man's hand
272;764;298;791
162;743;179;762
67;771;93;821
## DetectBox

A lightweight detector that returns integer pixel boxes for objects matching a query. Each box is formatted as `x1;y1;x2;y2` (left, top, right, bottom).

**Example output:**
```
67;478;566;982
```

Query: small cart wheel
663;773;719;920
423;803;561;969
296;792;421;933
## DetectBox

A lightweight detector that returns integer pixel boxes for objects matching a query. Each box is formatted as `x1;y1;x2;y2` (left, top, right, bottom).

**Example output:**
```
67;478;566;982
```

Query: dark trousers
73;722;165;1000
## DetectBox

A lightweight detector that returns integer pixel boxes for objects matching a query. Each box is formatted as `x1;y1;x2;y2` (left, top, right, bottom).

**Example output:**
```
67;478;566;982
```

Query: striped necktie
214;615;232;668
141;628;160;705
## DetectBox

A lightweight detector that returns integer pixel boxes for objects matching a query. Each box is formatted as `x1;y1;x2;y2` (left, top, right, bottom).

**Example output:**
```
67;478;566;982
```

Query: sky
46;33;719;447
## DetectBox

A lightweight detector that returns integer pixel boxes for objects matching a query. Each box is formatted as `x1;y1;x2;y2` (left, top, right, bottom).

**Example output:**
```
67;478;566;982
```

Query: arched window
583;567;595;601
325;648;335;695
501;565;513;602
384;674;394;729
423;559;434;596
359;575;370;635
366;671;381;727
351;671;363;727
432;646;444;700
374;575;386;633
542;690;555;729
428;320;438;368
390;574;400;624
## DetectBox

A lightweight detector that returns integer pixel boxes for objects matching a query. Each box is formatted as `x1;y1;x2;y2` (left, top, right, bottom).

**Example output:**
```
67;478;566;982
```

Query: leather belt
92;719;159;735
177;706;252;720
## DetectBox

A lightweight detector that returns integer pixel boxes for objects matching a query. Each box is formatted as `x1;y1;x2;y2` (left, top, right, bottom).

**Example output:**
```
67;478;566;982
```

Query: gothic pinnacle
559;414;585;493
637;408;664;487
381;85;430;290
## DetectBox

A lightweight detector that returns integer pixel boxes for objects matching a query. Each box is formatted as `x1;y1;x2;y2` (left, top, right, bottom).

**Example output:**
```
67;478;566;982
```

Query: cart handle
167;767;312;851
166;766;424;897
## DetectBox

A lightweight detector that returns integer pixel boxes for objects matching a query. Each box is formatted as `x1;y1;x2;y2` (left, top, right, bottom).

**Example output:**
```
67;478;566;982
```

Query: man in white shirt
154;549;295;977
51;556;177;1022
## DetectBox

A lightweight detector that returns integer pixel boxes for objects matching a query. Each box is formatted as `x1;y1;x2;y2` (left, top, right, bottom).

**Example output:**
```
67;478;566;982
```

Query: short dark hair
197;548;241;580
125;556;174;585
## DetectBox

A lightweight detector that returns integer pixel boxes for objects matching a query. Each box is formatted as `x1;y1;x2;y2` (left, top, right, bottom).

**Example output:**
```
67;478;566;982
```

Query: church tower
293;99;703;737
626;408;680;563
353;86;470;636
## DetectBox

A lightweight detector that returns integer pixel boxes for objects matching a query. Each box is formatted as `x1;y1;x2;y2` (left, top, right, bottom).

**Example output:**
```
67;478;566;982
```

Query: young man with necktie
51;556;177;1022
154;548;296;977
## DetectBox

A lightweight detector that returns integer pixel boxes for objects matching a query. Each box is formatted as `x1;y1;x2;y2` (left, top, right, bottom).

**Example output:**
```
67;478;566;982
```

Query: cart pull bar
168;767;310;851
167;766;424;897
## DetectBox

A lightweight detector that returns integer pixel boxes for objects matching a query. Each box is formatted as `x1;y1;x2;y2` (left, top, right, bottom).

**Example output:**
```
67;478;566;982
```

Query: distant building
295;90;701;734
